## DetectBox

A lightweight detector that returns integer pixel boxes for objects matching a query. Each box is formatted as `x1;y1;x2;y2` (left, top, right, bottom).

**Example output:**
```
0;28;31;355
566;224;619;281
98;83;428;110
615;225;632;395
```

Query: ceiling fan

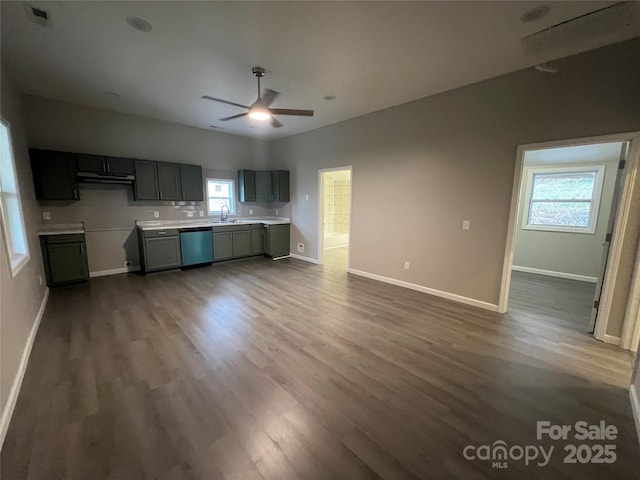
202;67;314;128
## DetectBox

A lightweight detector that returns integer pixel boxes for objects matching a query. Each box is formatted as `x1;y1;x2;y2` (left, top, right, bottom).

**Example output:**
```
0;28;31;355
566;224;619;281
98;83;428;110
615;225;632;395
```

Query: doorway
500;132;640;348
319;167;352;271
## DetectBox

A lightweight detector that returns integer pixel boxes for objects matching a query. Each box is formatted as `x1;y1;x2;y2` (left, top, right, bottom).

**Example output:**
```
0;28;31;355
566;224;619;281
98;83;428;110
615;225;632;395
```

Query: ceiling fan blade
269;108;314;117
202;95;249;110
260;89;280;107
270;117;283;128
219;113;248;121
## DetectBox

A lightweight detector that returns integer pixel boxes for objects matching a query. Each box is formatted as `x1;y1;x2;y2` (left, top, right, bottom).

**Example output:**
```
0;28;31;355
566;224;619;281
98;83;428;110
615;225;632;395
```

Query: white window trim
0;118;30;277
521;164;605;235
206;178;236;215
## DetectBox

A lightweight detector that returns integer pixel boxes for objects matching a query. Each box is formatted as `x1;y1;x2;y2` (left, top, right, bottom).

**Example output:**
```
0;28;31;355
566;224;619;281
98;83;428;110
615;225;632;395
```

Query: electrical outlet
404;261;410;270
305;195;310;201
297;243;304;253
199;211;204;217
462;220;470;230
249;209;253;215
42;211;51;220
186;211;194;217
153;211;160;218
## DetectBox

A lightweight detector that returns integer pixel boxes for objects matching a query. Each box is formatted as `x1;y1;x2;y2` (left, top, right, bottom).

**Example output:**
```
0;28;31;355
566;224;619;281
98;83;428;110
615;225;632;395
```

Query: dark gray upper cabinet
77;154;133;175
157;162;181;201
238;170;256;203
255;171;272;202
105;157;133;175
271;170;290;202
76;153;106;173
134;160;159;200
179;164;203;201
30;149;79;201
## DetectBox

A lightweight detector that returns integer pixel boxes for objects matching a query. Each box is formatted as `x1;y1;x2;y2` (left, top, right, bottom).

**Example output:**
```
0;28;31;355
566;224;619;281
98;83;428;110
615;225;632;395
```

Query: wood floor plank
1;251;638;479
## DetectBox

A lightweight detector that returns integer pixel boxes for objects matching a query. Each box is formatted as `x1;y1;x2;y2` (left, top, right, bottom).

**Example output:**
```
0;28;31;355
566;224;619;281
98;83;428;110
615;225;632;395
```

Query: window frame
522;164;606;235
0;118;30;277
206;178;236;216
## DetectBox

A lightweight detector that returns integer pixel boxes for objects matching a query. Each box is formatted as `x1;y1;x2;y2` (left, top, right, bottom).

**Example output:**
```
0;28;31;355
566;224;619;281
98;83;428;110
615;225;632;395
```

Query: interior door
589;145;628;332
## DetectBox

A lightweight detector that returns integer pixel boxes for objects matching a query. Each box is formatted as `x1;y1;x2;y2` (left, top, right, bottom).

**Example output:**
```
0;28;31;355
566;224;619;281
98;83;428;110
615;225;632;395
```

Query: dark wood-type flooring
1;256;638;479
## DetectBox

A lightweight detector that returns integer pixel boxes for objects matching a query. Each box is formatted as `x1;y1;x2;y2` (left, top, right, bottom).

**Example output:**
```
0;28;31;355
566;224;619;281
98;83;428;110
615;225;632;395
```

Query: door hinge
619;159;626;170
605;233;612;242
593;300;600;310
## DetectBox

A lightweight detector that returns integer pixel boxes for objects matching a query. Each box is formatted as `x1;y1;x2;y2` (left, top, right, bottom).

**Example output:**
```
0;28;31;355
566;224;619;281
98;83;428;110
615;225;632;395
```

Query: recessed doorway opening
319;167;352;271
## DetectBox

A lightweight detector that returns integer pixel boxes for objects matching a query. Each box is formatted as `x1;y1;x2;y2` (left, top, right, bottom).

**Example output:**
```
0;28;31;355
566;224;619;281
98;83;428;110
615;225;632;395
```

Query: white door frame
498;131;640;348
318;166;353;268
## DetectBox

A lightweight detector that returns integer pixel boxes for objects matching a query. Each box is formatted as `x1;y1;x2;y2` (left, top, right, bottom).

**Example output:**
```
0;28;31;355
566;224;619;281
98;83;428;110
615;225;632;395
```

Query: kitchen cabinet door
250;226;263;255
232;230;251;257
106;157;134;175
76;153;106;173
180;164;203;201
255;171;272;202
157;162;181;200
144;236;181;271
271;170;290;202
213;232;233;260
30;149;79;201
238;170;256;203
134;160;159;200
41;235;89;286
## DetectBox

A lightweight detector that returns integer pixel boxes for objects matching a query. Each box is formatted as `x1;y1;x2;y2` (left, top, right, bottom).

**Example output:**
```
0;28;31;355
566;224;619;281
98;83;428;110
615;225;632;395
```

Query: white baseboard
347;268;499;312
600;333;622;346
0;288;49;450
511;265;597;283
630;384;640;447
289;253;320;264
89;266;140;278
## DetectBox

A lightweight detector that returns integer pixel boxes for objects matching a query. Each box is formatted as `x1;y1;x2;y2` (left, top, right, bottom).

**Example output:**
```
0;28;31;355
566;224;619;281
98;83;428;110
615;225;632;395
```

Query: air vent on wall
26;4;51;27
521;2;635;55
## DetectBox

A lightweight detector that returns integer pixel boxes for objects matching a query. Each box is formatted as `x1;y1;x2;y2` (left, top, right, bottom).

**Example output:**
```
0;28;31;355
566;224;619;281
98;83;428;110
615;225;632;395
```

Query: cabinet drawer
44;234;85;244
211;225;250;233
143;229;179;238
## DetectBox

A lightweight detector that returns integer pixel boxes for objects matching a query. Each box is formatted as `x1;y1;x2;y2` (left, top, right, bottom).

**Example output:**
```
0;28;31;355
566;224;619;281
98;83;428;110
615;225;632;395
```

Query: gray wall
513;159;619;279
23;96;288;272
0;69;48;442
270;39;640;307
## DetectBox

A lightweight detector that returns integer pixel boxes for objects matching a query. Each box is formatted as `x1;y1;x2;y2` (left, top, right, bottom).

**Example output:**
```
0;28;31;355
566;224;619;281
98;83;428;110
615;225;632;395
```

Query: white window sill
522;225;596;235
9;253;30;278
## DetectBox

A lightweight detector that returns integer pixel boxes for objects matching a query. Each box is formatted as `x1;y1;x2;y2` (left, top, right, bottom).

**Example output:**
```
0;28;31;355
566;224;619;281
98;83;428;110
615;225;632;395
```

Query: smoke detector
26;4;51;27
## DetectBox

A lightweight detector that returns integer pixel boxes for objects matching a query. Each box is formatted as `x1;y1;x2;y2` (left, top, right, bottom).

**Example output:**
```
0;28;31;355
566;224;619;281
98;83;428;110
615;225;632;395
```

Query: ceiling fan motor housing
252;66;266;77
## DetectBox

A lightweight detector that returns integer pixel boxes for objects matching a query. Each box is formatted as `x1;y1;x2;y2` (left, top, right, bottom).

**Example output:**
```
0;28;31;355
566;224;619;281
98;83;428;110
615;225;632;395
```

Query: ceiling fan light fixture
248;105;271;120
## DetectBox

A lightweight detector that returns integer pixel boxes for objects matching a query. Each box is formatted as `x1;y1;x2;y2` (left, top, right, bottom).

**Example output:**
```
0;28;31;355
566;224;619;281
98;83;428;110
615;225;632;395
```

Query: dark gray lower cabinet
250;225;263;254
40;234;89;287
265;224;290;258
138;229;181;272
232;230;251;257
213;232;233;260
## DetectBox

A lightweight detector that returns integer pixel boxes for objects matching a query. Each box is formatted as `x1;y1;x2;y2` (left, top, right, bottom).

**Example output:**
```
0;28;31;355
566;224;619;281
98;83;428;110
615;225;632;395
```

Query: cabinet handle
102;163;106;172
159;191;163;200
106;163;111;173
73;188;79;199
157;231;167;235
80;244;83;254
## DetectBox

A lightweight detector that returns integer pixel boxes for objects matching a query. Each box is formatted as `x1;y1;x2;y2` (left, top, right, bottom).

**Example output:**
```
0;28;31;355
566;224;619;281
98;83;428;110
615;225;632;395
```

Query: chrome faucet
220;204;230;222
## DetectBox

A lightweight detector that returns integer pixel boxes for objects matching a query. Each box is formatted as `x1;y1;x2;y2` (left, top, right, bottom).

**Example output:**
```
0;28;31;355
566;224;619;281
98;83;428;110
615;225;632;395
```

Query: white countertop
136;218;291;231
38;223;85;236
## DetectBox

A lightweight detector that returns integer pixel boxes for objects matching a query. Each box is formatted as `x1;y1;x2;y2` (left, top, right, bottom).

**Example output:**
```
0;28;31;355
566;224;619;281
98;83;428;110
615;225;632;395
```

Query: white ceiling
525;142;625;165
2;1;639;140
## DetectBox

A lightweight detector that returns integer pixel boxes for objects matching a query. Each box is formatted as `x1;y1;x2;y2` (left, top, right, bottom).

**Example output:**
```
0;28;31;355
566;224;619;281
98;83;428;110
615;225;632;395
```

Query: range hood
77;171;134;184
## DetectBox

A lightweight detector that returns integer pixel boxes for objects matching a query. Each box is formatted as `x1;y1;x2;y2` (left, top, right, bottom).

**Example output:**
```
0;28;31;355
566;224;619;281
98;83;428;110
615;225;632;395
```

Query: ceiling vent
26;4;51;27
521;2;635;55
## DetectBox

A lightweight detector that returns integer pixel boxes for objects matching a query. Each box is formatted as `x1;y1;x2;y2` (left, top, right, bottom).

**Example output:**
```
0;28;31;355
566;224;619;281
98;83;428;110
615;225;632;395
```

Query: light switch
305;195;310;201
199;211;204;217
153;211;160;218
186;211;194;217
42;211;51;220
462;220;470;230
